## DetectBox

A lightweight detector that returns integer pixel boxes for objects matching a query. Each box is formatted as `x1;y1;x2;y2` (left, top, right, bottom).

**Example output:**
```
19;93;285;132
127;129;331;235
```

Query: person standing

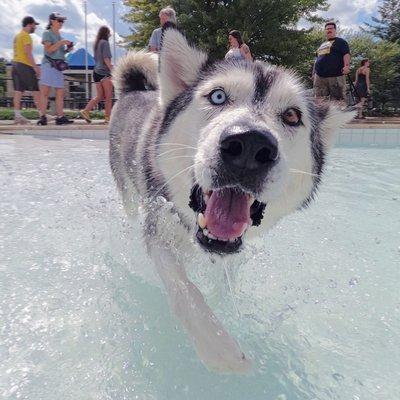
148;7;177;53
225;30;253;61
354;59;371;119
313;22;351;102
11;16;41;125
37;12;74;126
80;26;113;124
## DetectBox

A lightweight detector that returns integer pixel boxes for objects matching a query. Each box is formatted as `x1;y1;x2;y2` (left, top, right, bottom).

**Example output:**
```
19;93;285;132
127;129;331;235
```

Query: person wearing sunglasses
37;12;74;125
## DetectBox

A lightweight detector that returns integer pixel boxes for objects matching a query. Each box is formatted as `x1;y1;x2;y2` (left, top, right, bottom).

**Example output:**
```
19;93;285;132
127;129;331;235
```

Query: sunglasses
56;19;64;23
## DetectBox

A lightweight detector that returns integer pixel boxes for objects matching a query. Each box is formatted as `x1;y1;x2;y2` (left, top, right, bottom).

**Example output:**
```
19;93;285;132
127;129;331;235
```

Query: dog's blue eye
209;89;227;105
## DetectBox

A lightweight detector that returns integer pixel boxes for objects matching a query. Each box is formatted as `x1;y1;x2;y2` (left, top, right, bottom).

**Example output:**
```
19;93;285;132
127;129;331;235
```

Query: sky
0;0;382;62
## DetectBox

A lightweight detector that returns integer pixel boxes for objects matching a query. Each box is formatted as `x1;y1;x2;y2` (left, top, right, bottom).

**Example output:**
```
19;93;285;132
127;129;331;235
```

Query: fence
0;76;116;112
0;96;117;111
1;75;399;116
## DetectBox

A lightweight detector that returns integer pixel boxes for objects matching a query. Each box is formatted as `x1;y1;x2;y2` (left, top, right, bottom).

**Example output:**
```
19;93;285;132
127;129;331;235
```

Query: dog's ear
159;29;208;107
312;101;356;150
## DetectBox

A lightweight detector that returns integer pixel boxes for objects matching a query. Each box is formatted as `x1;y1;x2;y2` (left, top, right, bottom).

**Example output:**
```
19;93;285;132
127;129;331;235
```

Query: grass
0;107;105;120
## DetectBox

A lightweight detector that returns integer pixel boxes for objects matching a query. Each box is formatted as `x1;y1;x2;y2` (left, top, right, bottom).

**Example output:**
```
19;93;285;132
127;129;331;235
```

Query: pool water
0;135;399;400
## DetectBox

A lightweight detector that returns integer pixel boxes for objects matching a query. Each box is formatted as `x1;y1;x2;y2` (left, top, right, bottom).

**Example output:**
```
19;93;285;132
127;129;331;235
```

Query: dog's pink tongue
205;190;250;240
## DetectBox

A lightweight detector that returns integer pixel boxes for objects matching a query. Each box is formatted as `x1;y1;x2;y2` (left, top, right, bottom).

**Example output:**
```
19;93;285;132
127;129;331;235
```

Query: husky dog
110;29;353;373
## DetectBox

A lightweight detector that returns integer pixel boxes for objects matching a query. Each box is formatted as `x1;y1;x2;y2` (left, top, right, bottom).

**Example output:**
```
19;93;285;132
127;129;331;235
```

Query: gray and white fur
109;29;354;373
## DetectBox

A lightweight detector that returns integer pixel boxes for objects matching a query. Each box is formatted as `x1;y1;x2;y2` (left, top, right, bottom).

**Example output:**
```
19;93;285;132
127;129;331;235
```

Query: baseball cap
49;12;67;21
22;16;40;27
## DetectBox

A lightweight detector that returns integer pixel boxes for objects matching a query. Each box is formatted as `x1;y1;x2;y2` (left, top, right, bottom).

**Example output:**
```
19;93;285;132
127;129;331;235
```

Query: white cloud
0;0;125;62
317;0;380;31
0;0;381;62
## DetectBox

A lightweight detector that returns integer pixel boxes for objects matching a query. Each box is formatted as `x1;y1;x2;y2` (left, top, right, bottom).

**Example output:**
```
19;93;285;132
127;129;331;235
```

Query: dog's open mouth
189;184;266;254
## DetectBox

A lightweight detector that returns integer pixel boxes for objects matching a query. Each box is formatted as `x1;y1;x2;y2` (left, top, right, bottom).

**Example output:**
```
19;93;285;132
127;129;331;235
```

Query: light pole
112;1;116;62
84;0;89;100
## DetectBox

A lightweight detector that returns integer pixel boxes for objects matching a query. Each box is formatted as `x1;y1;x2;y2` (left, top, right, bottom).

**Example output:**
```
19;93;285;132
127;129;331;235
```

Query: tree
122;0;169;50
348;32;400;113
0;58;6;97
364;0;400;43
123;0;329;67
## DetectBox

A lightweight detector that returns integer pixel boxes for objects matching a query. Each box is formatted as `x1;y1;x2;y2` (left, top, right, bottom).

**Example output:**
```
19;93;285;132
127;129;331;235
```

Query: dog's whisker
153;164;195;198
289;168;320;178
151;143;197;150
160;155;195;162
157;148;195;158
156;142;197;148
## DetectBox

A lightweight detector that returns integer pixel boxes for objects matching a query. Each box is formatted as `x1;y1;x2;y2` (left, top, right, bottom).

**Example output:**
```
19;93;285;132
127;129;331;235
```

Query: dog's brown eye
282;108;302;126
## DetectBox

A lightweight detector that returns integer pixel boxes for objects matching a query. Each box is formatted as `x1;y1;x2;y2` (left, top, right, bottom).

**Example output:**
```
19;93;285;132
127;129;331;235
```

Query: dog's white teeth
249;195;255;205
198;213;206;229
204;194;210;204
202;228;217;240
229;238;237;243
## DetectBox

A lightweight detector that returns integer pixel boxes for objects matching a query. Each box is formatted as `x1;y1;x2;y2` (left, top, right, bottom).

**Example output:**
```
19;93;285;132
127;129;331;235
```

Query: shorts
11;62;39;92
39;62;64;89
314;74;346;101
93;71;111;83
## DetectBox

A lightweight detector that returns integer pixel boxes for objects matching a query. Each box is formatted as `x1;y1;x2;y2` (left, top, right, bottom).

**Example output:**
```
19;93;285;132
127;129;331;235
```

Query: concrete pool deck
0;117;399;146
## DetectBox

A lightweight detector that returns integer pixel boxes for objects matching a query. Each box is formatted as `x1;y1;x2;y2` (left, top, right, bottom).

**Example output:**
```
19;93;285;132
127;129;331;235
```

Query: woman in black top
354;59;371;119
80;26;113;124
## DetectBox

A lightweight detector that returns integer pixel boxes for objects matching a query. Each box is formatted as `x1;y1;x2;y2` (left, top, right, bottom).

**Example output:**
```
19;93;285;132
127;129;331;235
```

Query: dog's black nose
220;129;278;171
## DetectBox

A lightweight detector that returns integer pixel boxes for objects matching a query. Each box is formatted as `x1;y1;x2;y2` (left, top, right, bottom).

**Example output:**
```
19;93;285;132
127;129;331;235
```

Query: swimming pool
1;135;399;399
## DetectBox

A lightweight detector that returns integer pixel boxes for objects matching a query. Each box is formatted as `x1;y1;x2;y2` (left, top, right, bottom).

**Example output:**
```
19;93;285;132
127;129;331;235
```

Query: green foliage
0;58;6;97
121;1;400;115
122;0;170;49
123;0;329;65
364;0;400;43
348;33;400;112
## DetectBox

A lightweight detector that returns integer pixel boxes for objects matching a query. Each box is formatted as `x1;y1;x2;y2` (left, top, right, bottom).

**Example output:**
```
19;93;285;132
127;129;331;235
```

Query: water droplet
332;372;345;382
349;277;359;286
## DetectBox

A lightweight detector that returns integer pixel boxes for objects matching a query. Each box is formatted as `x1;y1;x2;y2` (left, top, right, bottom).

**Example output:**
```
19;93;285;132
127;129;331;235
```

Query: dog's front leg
150;246;251;374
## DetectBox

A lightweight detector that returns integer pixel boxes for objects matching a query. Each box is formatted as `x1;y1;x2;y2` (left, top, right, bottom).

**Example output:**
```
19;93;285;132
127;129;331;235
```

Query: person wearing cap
11;16;42;125
37;12;74;125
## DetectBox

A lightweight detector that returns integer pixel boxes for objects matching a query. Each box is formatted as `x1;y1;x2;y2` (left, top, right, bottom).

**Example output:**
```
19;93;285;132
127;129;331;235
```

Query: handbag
46;55;69;72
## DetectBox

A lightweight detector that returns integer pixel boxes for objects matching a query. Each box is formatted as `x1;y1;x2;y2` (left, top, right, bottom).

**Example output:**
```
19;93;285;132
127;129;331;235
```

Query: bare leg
32;91;42;116
150;245;251;374
84;82;104;112
101;77;113;119
39;84;51;116
13;90;30;124
55;88;64;117
13;90;22;111
356;97;366;118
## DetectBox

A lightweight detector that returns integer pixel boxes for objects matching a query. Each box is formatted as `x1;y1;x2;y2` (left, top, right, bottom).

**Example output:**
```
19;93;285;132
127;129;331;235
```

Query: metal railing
1;75;399;115
0;76;116;111
0;96;117;110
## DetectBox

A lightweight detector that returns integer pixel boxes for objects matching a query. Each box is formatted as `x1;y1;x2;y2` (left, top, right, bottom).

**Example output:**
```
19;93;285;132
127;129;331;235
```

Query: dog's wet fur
110;29;354;373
